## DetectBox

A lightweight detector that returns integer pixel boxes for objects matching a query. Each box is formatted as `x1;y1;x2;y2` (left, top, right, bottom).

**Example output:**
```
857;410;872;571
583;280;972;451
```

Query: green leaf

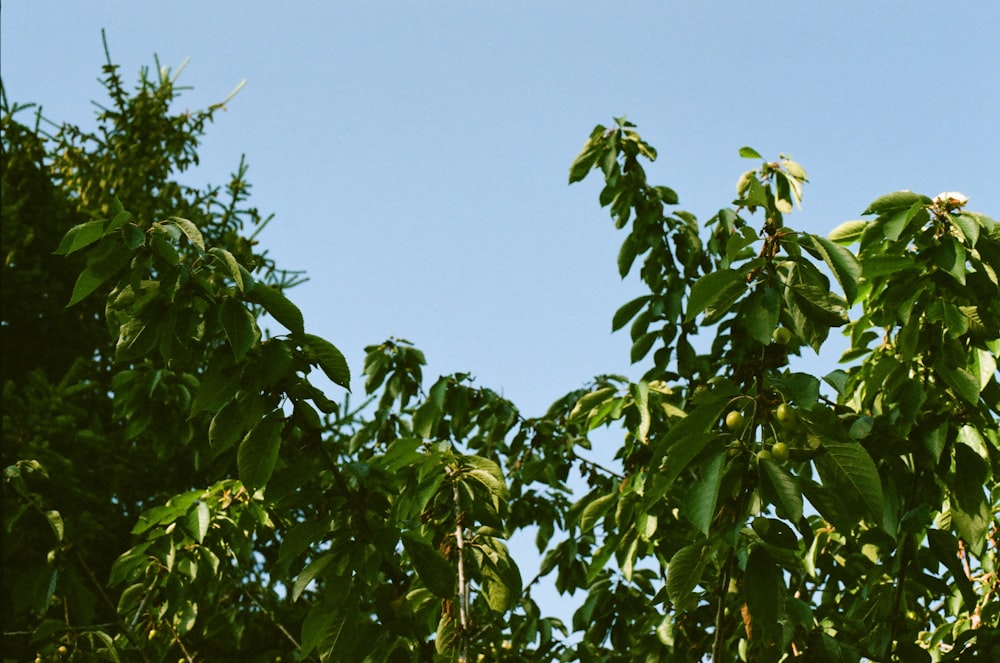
66;240;131;307
301;602;336;657
580;492;616;533
192;357;241;414
219;298;259;361
401;533;454;599
237;411;284;490
630;381;650;440
937;364;980;405
862;191;931;215
739;146;763;159
301;333;351;390
745;288;780;344
951;212;980;246
760;460;803;522
881;202;925;242
612;295;650;332
790;284;848;327
828;219;868;244
617;233;641;277
630;330;658;363
666;543;706;606
742;176;769;208
927;530;977;608
292;552;333;602
814;439;884;525
45;510;64;542
646;397;730;501
249;284;305;335
480;539;521;612
686;270;747;323
463;455;509;506
164;217;205;251
801;478;856;531
802;234;861;304
952;445;990;556
861;255;915;278
54;218;107;255
185;501;210;544
744;547;784;648
208;247;246;292
413;377;448;438
768;373;820;409
569;141;600;184
684;453;724;535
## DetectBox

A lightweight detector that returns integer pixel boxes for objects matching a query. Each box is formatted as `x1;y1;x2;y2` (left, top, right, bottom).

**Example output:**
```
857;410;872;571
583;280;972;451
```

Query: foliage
3;51;998;663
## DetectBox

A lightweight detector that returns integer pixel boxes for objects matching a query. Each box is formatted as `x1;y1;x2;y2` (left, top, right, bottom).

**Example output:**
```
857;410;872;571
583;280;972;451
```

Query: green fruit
758;449;772;461
772;327;793;345
775;403;797;426
725;410;745;431
771;441;790;462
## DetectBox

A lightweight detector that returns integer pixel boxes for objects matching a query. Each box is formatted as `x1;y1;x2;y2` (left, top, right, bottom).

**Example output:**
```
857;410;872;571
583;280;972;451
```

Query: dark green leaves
801;233;862;304
666;543;707;606
685;269;747;323
814;439;884;528
300;333;351;389
744;547;786;650
54;218;108;255
237;411;284;490
220;298;259;361
401;533;454;598
248;284;305;335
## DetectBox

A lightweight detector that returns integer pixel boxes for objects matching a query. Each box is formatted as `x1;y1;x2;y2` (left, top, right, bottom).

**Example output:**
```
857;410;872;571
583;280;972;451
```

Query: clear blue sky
4;0;998;628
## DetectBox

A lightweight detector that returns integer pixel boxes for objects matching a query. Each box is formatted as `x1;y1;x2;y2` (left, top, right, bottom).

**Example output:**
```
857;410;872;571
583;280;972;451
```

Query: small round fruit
775;403;797;426
725;410;745;431
758;449;773;461
772;327;793;345
771;441;790;462
148;628;157;641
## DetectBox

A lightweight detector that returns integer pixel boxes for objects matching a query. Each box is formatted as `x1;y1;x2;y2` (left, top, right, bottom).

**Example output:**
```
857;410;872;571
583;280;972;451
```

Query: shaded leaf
684;453;724;535
814;439;883;525
292;553;333;602
237;411;284;490
301;333;351;389
686;270;747;323
219;298;259;361
402;533;454;599
760;459;803;523
249;284;305;335
744;547;784;648
666;543;706;606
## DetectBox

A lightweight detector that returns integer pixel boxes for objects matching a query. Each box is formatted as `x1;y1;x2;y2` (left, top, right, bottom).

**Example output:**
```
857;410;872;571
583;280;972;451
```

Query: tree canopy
3;50;998;663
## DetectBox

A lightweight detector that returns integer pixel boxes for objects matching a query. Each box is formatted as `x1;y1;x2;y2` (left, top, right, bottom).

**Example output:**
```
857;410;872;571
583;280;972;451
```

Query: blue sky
4;0;998;628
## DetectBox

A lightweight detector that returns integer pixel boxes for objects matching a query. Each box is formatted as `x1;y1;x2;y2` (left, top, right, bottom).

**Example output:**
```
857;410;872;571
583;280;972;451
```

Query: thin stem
451;469;470;663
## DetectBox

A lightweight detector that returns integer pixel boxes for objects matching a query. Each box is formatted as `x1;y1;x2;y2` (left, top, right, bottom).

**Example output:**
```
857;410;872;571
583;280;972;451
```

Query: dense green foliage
3;54;998;663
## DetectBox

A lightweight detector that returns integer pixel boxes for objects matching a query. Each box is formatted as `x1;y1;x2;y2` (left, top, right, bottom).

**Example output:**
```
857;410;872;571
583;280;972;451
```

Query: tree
3;51;997;662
